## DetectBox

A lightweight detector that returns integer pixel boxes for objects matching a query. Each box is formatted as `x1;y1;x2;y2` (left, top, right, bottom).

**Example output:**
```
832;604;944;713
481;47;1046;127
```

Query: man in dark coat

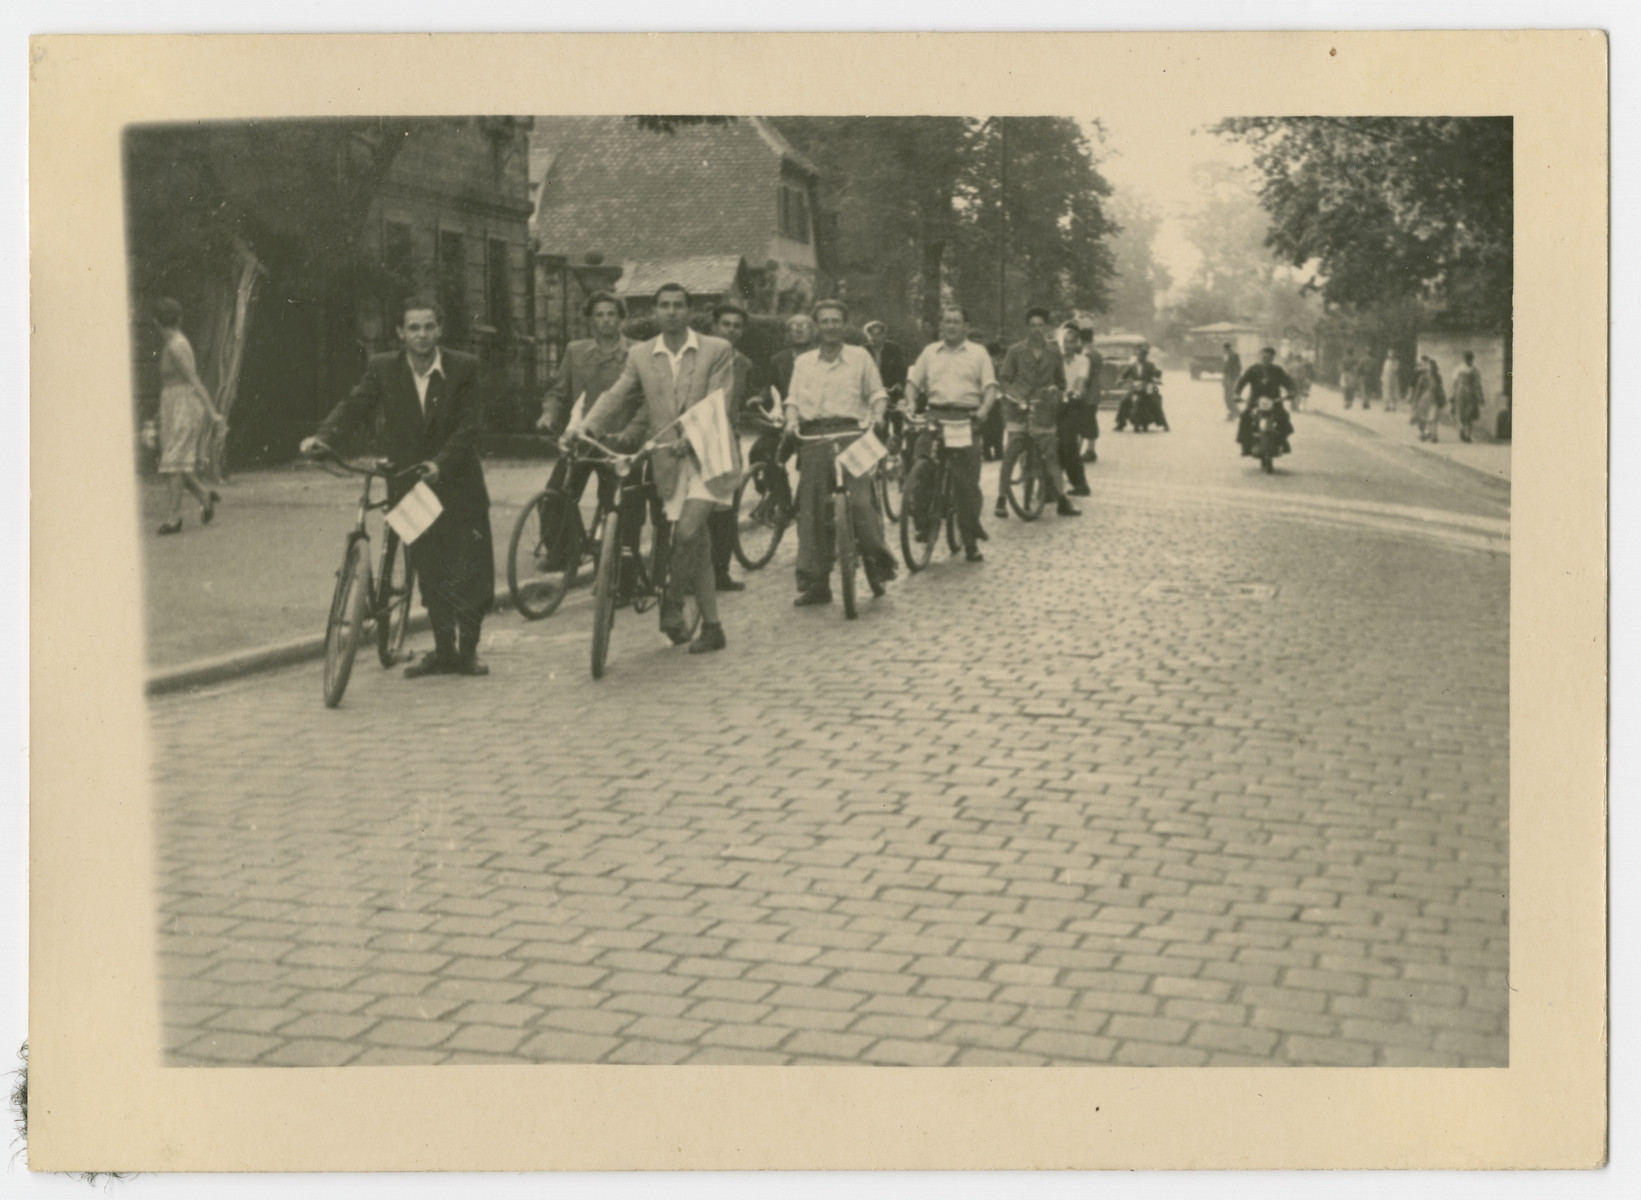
303;297;494;678
1233;346;1298;456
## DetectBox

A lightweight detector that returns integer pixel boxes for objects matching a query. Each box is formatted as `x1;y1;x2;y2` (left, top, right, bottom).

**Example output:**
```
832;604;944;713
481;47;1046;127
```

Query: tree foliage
1103;193;1172;337
1212;117;1512;332
776;116;1117;344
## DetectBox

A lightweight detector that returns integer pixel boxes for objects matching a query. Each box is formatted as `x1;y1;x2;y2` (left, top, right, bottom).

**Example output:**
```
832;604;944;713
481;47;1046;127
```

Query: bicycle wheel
1006;445;1046;521
899;458;939;573
876;449;902;523
944;471;962;555
374;531;416;668
590;510;622;679
507;487;580;620
835;490;858;620
323;538;369;708
731;461;789;570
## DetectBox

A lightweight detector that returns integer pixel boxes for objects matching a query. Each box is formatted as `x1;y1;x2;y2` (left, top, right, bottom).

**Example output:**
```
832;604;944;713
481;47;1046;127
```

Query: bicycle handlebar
305;443;421;481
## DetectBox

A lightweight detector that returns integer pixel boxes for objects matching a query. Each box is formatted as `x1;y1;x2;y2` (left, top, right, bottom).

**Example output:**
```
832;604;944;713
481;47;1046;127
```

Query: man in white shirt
903;305;999;561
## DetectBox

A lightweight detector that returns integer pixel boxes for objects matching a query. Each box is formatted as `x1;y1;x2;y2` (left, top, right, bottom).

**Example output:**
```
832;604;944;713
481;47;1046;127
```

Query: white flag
678;387;742;487
837;428;888;478
385;480;444;545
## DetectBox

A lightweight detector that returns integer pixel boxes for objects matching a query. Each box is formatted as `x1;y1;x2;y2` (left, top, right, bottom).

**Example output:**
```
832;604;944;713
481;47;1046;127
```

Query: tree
777;117;972;340
955;117;1119;336
1212;117;1512;333
1103;193;1172;337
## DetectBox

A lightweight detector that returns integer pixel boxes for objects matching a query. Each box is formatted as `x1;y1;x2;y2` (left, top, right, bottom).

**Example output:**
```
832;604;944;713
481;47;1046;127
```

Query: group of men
301;286;1120;680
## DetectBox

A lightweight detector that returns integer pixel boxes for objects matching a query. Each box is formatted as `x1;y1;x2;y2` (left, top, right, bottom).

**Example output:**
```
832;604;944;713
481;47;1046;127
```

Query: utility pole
997;117;1008;340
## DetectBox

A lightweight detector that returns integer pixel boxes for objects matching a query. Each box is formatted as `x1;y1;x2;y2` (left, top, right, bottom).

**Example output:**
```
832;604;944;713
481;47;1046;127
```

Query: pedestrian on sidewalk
153;298;223;535
302;296;495;677
1221;341;1243;420
1380;349;1404;413
785;299;899;605
708;302;759;593
1340;352;1360;409
1452;351;1486;443
1410;356;1447;442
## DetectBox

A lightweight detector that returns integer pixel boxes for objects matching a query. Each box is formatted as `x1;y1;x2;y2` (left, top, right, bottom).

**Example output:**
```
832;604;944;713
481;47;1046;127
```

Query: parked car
1092;334;1151;408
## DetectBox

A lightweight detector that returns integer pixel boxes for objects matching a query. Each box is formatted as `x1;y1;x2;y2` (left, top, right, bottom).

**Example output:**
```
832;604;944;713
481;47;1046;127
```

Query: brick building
528;116;825;376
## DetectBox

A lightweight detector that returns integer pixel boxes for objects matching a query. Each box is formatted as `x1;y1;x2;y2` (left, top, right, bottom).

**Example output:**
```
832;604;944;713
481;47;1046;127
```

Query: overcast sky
1082;105;1258;300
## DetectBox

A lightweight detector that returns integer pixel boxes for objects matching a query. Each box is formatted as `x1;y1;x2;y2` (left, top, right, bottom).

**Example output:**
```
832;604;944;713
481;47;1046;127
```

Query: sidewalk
140;458;556;682
1301;384;1511;486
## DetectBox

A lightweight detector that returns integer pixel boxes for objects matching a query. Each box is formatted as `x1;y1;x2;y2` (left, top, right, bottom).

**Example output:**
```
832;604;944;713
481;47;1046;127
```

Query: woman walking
1410;356;1447;442
1380;350;1404;413
153;298;223;535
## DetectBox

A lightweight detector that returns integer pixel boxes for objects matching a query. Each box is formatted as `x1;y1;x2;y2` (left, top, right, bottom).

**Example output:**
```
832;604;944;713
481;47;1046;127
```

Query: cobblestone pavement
151;377;1510;1068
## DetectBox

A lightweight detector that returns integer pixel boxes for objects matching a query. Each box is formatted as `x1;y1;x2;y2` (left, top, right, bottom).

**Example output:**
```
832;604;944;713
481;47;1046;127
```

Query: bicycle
874;411;907;523
1001;394;1057;521
791;422;884;620
307;446;421;708
898;413;966;573
730;409;796;571
578;434;703;679
506;438;617;620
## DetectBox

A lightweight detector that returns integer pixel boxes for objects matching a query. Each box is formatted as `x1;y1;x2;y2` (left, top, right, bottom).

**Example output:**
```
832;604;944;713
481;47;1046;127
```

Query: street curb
1306;408;1511;492
146;582;528;697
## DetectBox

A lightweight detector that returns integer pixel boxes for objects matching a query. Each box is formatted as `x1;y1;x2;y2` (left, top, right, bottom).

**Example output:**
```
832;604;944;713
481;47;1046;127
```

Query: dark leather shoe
404;651;456;679
659;601;691;645
1070;486;1091;497
965;547;984;563
688;623;726;655
994;501;1009;519
201;490;220;525
1056;500;1082;517
455;654;490;677
715;574;746;593
793;587;832;607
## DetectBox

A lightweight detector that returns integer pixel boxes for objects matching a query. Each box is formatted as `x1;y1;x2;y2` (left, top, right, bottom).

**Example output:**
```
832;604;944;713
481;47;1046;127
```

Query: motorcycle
1124;380;1167;433
1253;396;1284;473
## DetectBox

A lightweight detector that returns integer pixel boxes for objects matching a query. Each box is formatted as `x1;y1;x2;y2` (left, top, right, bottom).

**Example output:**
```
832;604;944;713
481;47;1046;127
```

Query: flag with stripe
837;428;888;478
678;387;742;487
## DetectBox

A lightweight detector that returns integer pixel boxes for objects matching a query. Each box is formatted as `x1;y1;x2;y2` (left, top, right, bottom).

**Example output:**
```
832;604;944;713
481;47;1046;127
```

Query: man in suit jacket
302;297;494;677
574;282;737;655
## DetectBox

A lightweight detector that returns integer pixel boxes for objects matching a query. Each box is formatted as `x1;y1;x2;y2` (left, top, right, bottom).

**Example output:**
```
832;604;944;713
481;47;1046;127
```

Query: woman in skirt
153;298;223;535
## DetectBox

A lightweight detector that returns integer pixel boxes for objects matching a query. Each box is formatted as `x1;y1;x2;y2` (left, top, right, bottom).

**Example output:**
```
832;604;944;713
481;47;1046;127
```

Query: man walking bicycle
903;305;998;562
785;299;899;604
301;297;494;678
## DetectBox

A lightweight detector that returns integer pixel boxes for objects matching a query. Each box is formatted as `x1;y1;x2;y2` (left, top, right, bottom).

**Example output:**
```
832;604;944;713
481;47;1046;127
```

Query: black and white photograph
26;27;1610;1174
133;108;1512;1070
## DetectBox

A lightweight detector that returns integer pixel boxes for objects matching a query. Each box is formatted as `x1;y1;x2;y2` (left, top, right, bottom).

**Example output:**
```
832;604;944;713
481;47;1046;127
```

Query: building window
777;181;811;244
437;230;467;339
487;238;512;340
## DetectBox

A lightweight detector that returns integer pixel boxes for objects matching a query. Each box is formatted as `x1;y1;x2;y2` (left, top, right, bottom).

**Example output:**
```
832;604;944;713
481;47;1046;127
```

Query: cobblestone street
149;377;1510;1068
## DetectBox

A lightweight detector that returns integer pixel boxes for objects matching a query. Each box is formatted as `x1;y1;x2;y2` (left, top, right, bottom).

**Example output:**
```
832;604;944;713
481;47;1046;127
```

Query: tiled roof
617;255;748;299
530;116;810;266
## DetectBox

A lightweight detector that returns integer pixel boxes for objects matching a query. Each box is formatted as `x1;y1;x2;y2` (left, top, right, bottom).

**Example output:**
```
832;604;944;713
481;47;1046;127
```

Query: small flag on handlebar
386;481;443;544
837;428;888;478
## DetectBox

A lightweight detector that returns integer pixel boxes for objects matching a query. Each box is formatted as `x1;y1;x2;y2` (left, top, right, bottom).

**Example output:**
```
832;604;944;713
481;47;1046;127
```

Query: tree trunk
920;238;945;343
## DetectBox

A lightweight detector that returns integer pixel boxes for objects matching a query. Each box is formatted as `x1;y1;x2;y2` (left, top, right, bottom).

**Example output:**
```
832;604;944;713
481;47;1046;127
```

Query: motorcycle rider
1234;346;1297;457
1115;341;1167;432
